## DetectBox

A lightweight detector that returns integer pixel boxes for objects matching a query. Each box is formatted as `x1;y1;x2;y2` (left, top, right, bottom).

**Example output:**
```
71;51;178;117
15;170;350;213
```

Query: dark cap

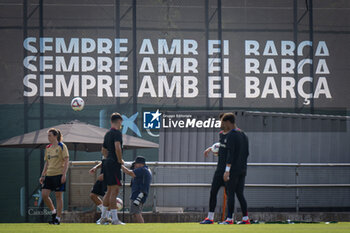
133;156;146;165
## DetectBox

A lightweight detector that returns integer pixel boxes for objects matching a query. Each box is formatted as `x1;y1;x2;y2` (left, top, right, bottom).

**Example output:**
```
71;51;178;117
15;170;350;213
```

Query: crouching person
121;156;152;223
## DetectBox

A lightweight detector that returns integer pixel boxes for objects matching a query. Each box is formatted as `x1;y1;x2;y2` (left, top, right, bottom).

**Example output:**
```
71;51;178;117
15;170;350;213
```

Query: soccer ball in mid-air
211;142;220;155
116;197;123;211
71;97;84;111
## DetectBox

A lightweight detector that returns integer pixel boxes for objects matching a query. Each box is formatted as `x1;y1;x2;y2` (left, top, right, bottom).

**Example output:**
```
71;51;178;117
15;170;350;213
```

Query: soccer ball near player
71;97;84;111
211;142;220;154
116;197;123;211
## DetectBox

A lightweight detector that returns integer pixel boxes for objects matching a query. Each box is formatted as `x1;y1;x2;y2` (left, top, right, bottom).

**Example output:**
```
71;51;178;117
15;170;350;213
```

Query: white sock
207;212;214;220
111;209;118;221
56;216;61;221
101;205;108;218
51;209;56;214
97;204;103;211
242;216;249;221
226;217;233;221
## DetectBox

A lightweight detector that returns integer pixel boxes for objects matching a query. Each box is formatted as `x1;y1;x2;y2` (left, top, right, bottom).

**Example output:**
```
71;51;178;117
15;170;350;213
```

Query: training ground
0;223;350;233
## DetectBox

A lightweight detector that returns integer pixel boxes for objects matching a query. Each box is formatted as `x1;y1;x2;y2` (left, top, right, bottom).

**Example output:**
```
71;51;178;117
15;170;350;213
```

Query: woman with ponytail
39;128;69;225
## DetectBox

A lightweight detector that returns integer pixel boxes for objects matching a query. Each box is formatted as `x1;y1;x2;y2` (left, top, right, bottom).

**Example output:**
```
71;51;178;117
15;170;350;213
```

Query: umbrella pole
74;144;77;161
40;148;44;223
24;150;29;223
122;172;125;222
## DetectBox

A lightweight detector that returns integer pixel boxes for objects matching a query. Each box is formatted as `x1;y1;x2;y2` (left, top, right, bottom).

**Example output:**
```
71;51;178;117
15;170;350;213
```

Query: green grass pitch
0;222;350;233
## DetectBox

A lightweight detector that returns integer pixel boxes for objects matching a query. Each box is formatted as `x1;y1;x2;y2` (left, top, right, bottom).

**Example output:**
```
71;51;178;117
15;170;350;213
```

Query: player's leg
130;203;144;223
110;185;124;224
236;174;250;224
55;192;63;223
101;160;124;225
90;187;105;224
209;173;224;213
100;186;111;222
101;180;108;210
100;161;112;224
109;185;118;209
201;172;224;224
90;192;102;224
42;176;55;211
42;188;58;224
109;165;124;225
133;214;144;223
94;194;111;224
42;176;59;224
103;179;111;220
50;174;66;224
41;189;54;212
220;176;239;224
90;180;105;209
90;192;103;206
102;189;110;206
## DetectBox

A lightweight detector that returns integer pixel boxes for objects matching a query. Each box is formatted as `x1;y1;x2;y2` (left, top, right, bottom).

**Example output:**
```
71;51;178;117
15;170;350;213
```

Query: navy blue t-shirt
131;166;152;203
226;129;249;176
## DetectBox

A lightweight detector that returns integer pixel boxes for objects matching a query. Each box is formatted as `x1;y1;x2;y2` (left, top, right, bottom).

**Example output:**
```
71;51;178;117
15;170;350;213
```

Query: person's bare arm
61;156;69;183
121;165;136;178
114;141;124;165
204;147;212;157
39;161;48;184
89;161;102;174
101;147;108;158
223;164;231;182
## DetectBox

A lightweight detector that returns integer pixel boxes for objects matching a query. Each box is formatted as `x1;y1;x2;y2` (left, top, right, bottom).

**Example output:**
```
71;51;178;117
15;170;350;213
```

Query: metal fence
69;161;350;214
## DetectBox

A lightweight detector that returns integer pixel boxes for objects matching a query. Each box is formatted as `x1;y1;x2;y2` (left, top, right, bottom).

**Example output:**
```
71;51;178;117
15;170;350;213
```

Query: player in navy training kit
100;113;125;225
221;113;250;225
200;113;230;224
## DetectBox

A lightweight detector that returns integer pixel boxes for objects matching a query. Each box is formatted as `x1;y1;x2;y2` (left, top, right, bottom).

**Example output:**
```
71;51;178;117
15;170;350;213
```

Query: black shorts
104;159;122;186
42;175;66;192
91;180;107;196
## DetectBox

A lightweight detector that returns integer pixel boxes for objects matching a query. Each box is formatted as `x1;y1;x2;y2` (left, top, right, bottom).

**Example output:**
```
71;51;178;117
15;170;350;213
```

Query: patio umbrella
0;120;159;154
